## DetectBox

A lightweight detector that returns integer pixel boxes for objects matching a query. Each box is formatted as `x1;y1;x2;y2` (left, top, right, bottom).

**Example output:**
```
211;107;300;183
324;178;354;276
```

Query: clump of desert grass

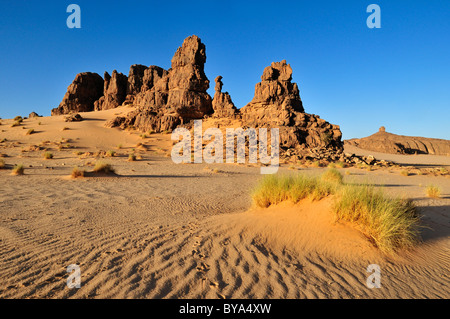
71;166;85;179
426;184;441;198
400;170;410;177
321;168;343;185
43;152;53;160
251;174;336;208
93;161;115;174
128;154;136;162
333;184;421;252
252;173;422;253
62;126;69;131
0;159;5;169
11;164;24;175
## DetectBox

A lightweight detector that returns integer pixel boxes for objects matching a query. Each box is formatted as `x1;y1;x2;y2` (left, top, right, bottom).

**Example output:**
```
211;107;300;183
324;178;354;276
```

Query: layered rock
345;128;450;156
240;60;342;154
94;70;128;111
107;35;213;132
212;76;238;118
51;72;104;115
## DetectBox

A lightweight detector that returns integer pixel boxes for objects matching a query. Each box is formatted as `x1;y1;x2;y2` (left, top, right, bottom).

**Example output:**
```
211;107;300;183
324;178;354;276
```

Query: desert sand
0;107;449;299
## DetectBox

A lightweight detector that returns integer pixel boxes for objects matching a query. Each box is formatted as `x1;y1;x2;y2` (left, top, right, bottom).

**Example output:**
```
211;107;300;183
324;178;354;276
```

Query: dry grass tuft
43;152;53;160
11;164;24;175
93;161;115;174
71;166;85;179
426;185;441;198
321;168;343;185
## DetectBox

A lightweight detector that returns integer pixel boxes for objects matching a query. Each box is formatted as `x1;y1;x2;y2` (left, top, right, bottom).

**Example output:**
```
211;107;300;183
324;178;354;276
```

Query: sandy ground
0;108;449;299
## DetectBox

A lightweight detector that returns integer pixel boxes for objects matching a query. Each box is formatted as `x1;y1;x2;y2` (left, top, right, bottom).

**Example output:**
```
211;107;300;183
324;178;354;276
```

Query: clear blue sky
0;0;449;140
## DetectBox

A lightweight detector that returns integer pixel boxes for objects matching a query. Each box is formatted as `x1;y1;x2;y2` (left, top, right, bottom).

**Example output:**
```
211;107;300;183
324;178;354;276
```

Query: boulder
52;72;104;115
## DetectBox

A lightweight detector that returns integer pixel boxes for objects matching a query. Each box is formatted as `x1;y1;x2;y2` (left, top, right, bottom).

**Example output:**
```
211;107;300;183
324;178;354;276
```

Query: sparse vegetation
321;168;343;184
14;116;23;122
426;185;441;198
26;128;35;135
128;154;136;162
11;164;24;175
71;166;85;179
0;159;5;169
252;173;422;253
251;174;336;208
106;150;116;157
400;170;410;176
62;127;69;131
333;184;421;253
93;161;115;174
11;121;21;127
43;152;53;159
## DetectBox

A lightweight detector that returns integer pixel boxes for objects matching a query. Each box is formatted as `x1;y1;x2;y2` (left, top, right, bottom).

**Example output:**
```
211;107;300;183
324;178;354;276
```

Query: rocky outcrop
345;128;450;156
240;60;342;155
53;35;344;160
51;72;104;115
28;112;41;118
212;76;238;118
94;70;128;111
108;35;213;133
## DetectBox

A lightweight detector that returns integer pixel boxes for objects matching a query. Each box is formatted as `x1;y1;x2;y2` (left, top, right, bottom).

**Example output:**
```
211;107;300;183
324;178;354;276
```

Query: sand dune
0;109;449;299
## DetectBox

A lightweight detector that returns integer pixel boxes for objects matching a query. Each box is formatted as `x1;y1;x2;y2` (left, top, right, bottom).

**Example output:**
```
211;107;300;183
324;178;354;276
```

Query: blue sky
0;0;449;140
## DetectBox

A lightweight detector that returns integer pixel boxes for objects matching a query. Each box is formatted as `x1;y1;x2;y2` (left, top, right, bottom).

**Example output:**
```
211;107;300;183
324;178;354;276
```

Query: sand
0;107;449;299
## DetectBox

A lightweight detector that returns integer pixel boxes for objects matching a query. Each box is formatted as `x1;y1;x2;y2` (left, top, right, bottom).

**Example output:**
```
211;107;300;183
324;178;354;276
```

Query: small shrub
400;170;410;177
106;150;116;157
93;161;115;174
26;129;35;135
140;134;148;139
71;166;85;178
0;159;5;169
14;116;23;122
62;127;69;131
117;144;123;149
43;152;53;159
11;121;20;127
128;154;136;162
426;185;441;198
11;164;24;175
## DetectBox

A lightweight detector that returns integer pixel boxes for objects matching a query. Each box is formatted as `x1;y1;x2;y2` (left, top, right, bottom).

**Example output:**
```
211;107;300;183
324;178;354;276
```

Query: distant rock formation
240;60;342;154
54;35;343;158
345;127;450;156
212;76;238;118
51;72;104;115
28;112;41;118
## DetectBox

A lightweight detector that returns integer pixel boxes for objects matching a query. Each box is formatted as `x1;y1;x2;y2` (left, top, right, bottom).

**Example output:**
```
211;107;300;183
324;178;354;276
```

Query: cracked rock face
51;72;104;115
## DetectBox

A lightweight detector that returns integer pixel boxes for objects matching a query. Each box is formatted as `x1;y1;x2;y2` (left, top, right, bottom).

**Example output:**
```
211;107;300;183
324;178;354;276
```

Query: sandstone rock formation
28;112;41;118
212;76;238;118
345;128;450;156
94;70;128;111
240;60;342;155
53;35;344;159
106;35;213;133
51;72;104;115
